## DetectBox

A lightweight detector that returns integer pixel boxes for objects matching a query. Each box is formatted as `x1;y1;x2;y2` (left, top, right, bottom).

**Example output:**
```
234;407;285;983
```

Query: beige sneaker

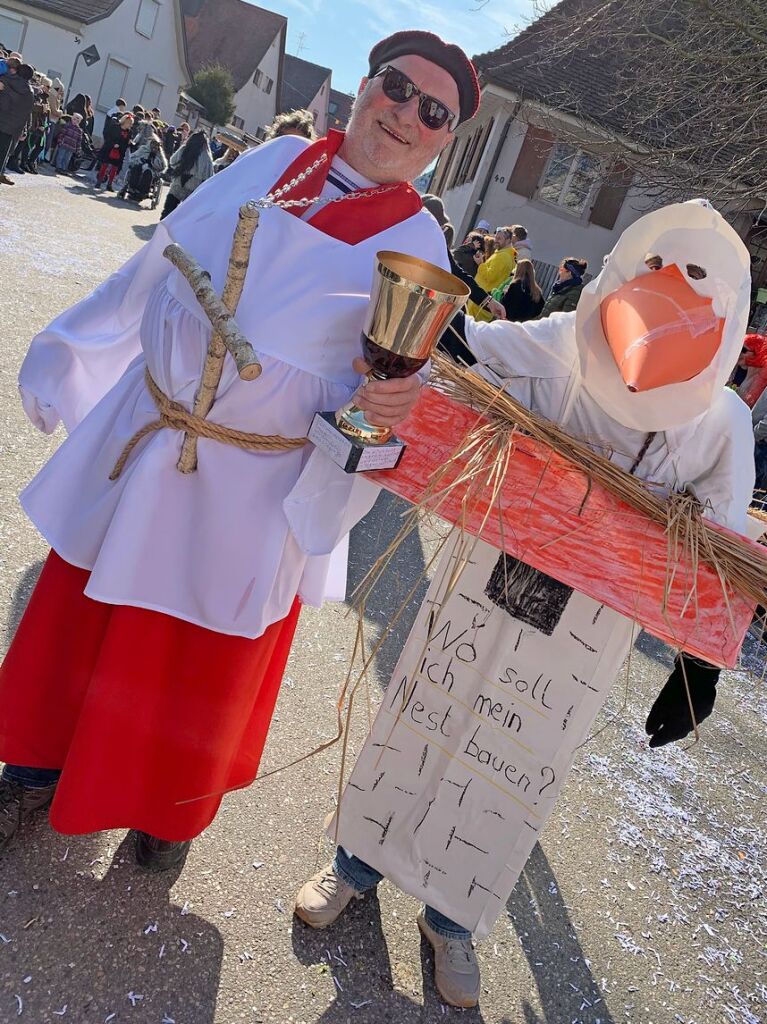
294;862;362;929
417;911;481;1008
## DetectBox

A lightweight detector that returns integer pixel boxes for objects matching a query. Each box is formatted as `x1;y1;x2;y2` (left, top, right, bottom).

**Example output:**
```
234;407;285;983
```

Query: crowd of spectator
0;44;325;222
0;44;243;217
421;194;589;330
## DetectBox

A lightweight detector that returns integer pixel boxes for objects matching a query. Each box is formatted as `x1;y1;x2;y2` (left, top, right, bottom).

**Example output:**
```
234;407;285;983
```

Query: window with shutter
140;76;164;111
537;143;601;214
466;117;494;182
506;124;554;198
97;57;130;112
0;12;25;52
589;161;633;230
454;130;481;188
445;135;471;191
430;139;455;194
135;0;160;39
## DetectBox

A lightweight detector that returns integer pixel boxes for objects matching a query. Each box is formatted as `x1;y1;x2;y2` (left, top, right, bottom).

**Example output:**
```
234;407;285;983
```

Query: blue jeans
54;147;73;171
1;764;61;789
334;846;472;940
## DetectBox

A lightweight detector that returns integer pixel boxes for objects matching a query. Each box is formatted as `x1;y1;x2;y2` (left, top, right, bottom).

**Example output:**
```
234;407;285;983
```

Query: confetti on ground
53;1006;68;1016
127;992;144;1006
14;994;22;1016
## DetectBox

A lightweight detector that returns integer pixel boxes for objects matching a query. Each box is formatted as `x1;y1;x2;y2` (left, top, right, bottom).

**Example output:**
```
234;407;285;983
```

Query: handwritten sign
333;532;635;937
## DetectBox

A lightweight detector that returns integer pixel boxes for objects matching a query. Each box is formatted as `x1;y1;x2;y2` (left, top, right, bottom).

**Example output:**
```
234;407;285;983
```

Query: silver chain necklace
248;153;400;212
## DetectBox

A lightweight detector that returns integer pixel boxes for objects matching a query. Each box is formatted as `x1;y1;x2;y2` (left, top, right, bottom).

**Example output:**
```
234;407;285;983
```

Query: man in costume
294;200;755;1007
0;32;479;871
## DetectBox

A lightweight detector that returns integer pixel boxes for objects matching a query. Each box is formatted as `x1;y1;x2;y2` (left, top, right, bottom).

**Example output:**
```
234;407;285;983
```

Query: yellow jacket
467;246;517;321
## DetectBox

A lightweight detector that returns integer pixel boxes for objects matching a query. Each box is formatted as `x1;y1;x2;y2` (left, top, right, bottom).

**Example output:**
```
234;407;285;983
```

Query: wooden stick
167;203;262;473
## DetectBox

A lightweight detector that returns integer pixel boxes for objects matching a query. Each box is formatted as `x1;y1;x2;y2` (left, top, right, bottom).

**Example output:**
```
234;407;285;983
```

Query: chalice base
308;412;405;473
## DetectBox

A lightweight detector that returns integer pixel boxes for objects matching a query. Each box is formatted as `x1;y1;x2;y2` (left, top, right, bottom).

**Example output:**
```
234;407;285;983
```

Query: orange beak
600;265;723;392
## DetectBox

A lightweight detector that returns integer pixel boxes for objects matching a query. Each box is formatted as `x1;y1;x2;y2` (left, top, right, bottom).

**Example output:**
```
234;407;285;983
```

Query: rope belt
109;369;308;481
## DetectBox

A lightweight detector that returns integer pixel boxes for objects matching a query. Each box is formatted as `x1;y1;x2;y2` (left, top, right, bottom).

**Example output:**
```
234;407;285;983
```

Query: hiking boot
294;862;363;928
133;830;191;872
0;778;57;857
417;911;481;1008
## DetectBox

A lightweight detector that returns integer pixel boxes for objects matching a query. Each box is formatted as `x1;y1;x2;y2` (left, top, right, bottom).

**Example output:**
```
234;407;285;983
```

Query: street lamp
64;44;100;105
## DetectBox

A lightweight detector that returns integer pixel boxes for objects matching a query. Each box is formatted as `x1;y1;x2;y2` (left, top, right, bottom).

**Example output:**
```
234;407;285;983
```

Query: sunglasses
372;65;457;132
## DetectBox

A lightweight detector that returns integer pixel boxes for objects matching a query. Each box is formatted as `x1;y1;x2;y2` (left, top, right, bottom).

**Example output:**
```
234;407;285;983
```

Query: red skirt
0;551;300;840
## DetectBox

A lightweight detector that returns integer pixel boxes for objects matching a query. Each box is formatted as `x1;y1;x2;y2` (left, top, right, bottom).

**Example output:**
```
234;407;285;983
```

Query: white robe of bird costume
334;201;756;938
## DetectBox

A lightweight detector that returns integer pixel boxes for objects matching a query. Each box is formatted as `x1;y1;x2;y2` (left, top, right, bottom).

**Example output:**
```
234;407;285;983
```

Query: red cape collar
269;129;423;244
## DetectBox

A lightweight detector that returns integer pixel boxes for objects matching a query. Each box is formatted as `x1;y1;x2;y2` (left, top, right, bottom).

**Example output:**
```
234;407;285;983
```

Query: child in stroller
119;135;168;207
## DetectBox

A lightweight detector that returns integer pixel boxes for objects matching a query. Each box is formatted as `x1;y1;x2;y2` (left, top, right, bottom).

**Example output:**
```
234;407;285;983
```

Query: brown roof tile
280;54;331;114
473;0;671;146
19;0;121;23
182;0;286;93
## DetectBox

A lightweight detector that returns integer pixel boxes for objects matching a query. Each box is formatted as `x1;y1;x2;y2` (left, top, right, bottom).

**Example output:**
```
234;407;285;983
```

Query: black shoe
25;164;38;175
0;778;57;857
134;830;191;872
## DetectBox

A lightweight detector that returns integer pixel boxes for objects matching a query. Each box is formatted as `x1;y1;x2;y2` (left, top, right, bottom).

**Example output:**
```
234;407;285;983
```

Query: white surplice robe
17;136;449;638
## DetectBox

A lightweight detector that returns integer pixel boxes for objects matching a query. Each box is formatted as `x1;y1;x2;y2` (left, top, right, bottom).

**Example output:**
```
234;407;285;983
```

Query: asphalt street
0;168;765;1024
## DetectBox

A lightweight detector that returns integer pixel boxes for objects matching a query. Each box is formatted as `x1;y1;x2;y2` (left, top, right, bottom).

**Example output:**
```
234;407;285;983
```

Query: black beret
368;30;480;126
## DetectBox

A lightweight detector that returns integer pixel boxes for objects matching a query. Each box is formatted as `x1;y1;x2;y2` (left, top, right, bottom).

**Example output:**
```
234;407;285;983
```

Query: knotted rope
109;369;307;481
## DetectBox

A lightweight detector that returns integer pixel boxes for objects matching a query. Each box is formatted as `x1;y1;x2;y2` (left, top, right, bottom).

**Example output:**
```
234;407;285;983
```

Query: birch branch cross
163;202;263;473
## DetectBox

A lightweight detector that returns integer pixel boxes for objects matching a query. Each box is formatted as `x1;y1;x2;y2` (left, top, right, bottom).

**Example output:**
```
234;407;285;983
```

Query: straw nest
427;353;767;614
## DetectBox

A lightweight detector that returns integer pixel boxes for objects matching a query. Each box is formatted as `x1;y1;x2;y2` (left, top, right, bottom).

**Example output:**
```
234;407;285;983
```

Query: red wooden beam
368;388;755;668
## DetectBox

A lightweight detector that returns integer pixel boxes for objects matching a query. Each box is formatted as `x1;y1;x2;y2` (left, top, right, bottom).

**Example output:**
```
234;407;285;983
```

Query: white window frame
140;74;165;111
96;55;131;113
135;0;160;39
264;76;273;95
231;114;245;129
537;142;602;215
0;10;27;52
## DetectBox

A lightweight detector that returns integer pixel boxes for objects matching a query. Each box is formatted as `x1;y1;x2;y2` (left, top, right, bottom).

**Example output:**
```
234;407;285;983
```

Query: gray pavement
1;169;766;1024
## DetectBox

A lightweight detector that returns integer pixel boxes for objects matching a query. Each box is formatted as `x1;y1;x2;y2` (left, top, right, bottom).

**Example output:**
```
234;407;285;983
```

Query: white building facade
230;25;284;138
0;0;190;138
433;85;652;291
